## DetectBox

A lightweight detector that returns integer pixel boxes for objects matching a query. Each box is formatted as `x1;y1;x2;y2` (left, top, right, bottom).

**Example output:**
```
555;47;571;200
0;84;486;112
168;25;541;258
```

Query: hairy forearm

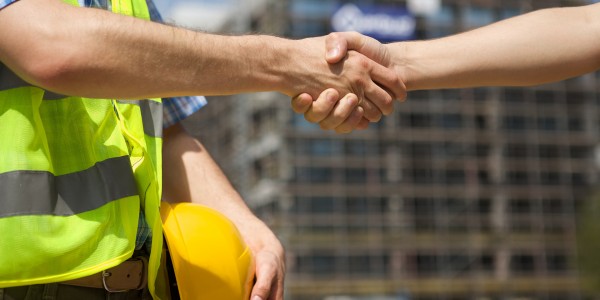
0;0;299;99
162;124;281;253
162;124;254;221
392;4;600;91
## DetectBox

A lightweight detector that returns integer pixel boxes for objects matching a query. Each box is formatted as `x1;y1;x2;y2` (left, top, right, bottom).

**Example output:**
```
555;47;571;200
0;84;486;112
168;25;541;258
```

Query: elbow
20;49;83;94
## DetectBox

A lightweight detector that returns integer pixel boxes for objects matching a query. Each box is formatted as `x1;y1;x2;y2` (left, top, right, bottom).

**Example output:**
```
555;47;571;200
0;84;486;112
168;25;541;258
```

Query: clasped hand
290;32;405;133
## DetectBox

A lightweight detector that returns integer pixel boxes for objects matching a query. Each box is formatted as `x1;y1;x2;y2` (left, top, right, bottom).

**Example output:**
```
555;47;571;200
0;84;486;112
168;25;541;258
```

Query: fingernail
253;296;263;300
326;47;340;60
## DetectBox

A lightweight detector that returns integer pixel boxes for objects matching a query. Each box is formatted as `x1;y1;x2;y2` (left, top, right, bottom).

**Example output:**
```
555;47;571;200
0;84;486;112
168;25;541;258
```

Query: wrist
249;35;297;95
389;41;416;92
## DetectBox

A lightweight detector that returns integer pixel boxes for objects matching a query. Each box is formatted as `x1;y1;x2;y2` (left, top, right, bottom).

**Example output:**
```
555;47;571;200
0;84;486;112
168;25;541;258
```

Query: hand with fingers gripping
291;32;406;133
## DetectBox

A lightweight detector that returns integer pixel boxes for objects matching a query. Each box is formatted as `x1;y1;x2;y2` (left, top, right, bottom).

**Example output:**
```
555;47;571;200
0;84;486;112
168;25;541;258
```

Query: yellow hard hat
160;202;255;300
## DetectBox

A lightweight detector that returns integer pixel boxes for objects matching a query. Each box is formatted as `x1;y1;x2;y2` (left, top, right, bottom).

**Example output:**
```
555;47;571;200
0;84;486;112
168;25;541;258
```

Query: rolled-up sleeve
162;96;208;128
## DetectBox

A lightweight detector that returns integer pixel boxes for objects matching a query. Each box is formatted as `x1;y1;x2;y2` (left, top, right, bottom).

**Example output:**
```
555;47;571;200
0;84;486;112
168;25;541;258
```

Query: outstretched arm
294;3;600;132
162;124;285;300
0;0;402;121
327;4;600;90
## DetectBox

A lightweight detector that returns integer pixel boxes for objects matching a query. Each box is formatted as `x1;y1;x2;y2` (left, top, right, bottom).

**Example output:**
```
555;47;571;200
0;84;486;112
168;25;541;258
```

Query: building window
479;254;495;272
309;138;334;156
475;115;487;130
415;254;439;276
475;144;490;157
542;198;564;215
439;114;463;129
310;197;335;214
571;173;587;186
538;144;561;158
410;169;435;184
476;198;492;214
311;254;336;275
535;90;559;104
443;170;466;185
345;168;367;184
510;254;536;274
506;171;529;185
402;113;433;128
502;116;529;131
478;170;491;185
409;142;432;157
569;145;589;159
540;172;561;186
346;197;368;214
509;198;532;214
504;144;529;158
568;117;585;131
411;197;436;216
294;167;333;183
546;253;568;273
344;140;367;156
537;117;559;131
503;88;526;102
442;254;471;274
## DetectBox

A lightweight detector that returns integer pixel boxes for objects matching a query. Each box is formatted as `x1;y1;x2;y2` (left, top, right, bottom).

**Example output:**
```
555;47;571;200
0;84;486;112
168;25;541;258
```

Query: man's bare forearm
0;0;356;100
162;124;286;300
391;4;600;91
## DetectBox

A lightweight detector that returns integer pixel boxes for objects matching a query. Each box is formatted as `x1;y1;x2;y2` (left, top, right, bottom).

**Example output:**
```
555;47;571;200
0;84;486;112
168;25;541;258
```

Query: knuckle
304;113;319;123
327;32;339;41
357;56;370;69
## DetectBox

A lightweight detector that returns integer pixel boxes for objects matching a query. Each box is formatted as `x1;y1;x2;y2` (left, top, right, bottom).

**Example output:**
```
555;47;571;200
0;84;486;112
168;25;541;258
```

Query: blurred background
156;0;600;299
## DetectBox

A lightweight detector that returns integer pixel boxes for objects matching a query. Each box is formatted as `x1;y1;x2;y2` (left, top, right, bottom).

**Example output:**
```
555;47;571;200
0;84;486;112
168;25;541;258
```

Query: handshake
284;2;600;135
285;32;407;134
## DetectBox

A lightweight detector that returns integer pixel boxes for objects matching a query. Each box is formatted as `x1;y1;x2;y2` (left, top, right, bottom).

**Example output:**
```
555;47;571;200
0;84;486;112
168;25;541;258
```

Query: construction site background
158;0;600;299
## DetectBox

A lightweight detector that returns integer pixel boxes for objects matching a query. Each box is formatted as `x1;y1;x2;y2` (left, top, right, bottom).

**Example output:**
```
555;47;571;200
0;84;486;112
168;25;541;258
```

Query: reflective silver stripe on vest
0;156;138;217
117;100;163;138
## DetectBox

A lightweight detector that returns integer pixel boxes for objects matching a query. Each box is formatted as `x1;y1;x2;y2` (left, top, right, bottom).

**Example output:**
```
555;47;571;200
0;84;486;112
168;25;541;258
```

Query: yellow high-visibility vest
0;0;166;298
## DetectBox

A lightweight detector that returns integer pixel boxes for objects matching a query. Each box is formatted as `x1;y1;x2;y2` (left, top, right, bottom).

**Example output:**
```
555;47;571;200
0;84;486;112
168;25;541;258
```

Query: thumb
325;32;349;64
325;31;389;66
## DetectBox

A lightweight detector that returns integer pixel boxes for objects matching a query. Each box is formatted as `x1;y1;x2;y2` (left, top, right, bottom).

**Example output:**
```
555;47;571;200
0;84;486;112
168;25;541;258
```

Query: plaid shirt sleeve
162;96;208;128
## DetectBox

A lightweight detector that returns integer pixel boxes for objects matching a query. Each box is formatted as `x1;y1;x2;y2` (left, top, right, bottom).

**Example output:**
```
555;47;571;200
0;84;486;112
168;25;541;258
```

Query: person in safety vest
0;0;406;299
292;3;600;132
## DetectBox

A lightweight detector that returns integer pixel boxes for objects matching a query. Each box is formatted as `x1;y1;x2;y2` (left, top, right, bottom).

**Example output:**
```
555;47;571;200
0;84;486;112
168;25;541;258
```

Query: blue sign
331;3;416;42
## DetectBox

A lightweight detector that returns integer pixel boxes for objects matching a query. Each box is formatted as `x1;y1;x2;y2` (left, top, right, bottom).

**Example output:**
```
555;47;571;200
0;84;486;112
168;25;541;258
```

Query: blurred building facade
179;0;600;299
